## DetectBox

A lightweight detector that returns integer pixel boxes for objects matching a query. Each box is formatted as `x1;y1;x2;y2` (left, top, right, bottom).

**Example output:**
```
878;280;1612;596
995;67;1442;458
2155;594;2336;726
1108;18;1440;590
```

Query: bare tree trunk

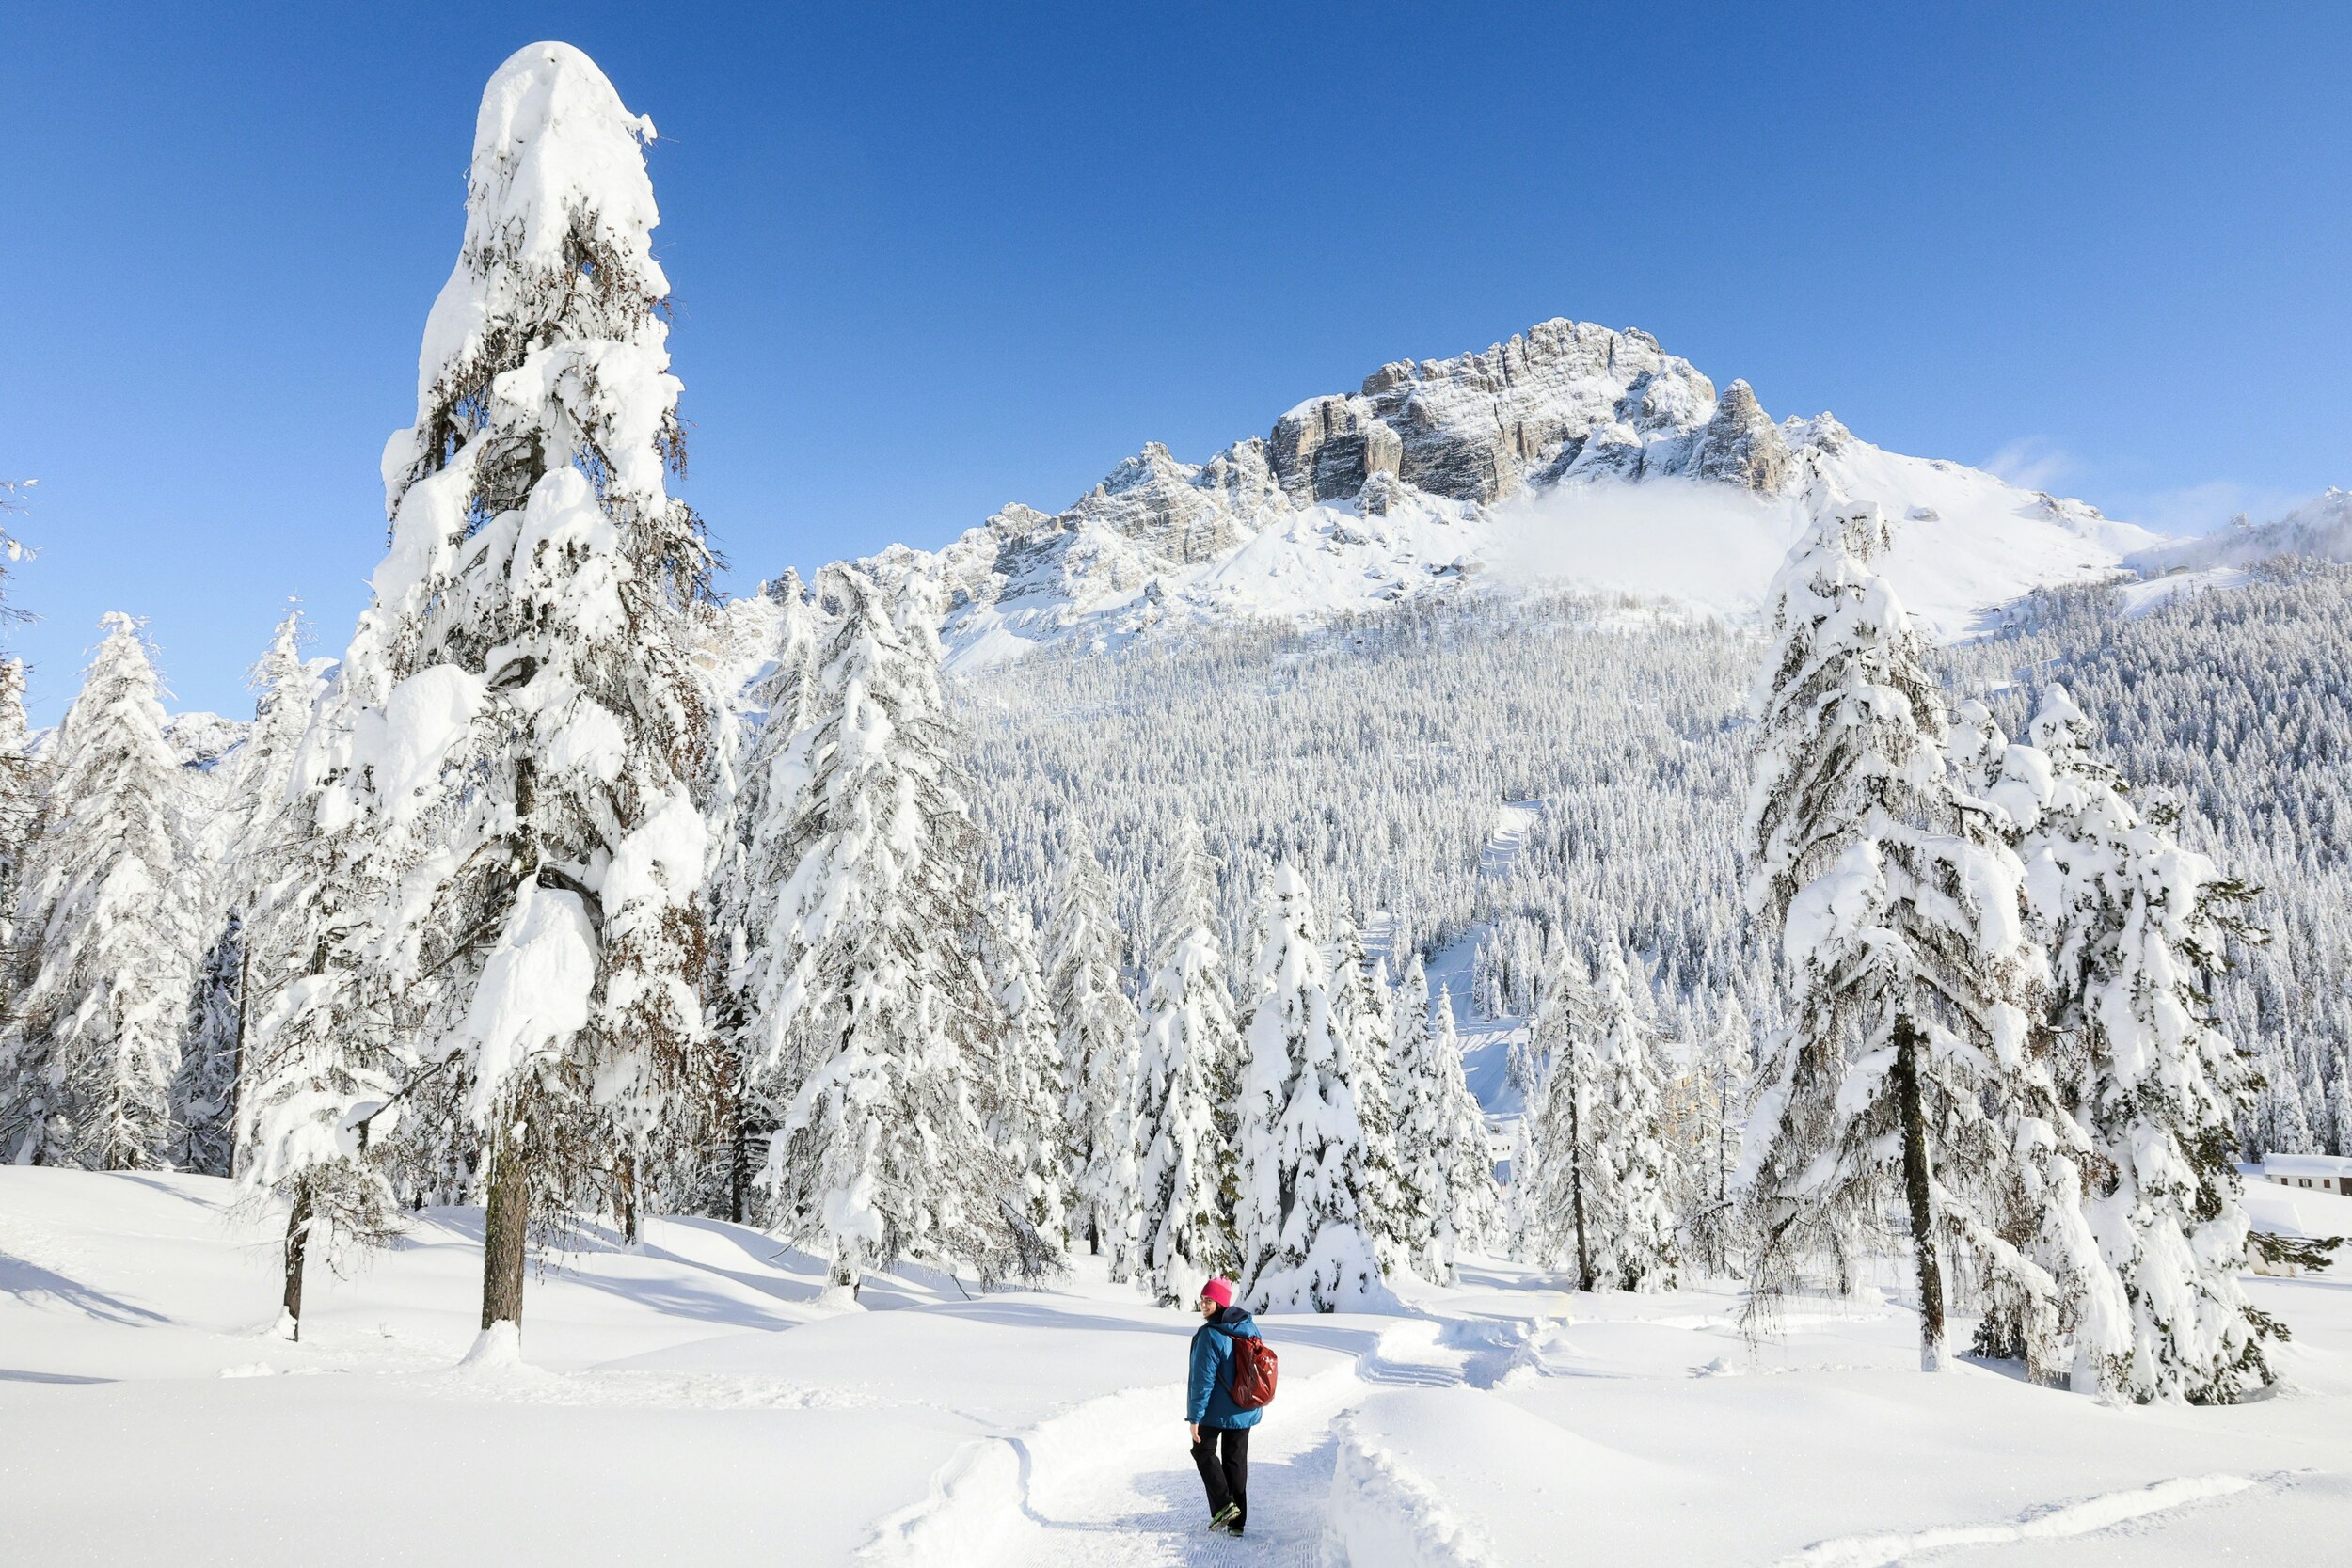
481;1133;529;1333
616;1152;640;1245
829;1242;861;1301
281;1182;313;1340
728;1110;750;1226
725;1063;751;1226
1892;1016;1946;1370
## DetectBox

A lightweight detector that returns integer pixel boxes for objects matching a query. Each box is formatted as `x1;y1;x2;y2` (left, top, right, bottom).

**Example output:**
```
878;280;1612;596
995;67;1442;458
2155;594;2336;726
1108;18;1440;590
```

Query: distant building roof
2263;1153;2352;1177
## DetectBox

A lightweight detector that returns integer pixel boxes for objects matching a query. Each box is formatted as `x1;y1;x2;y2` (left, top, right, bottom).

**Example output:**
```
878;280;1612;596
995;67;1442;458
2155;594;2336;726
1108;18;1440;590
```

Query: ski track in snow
866;1320;1518;1568
1772;1472;2277;1568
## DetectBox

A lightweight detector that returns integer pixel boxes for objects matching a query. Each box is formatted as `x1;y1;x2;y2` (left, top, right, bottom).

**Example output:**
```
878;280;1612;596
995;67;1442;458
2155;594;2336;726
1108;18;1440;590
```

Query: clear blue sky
2;2;2345;720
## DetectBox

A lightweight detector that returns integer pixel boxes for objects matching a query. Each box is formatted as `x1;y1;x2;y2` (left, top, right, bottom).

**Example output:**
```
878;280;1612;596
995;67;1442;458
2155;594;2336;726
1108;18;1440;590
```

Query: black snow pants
1191;1424;1250;1526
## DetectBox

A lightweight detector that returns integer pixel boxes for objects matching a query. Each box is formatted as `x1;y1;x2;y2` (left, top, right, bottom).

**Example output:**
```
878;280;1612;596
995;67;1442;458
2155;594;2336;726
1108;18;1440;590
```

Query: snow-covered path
1008;1387;1342;1567
881;1318;1529;1568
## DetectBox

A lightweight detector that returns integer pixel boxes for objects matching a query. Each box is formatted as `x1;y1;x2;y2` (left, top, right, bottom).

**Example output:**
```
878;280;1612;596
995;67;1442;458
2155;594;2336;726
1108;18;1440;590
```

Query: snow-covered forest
4;36;2350;1568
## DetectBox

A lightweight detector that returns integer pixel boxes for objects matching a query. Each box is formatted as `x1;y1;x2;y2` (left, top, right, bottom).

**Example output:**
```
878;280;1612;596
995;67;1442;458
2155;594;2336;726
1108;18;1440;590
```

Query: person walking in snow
1187;1277;1262;1536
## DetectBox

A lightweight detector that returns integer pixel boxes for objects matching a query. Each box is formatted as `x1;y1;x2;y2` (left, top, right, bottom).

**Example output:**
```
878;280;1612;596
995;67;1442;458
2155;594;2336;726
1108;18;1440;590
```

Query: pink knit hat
1199;1277;1234;1308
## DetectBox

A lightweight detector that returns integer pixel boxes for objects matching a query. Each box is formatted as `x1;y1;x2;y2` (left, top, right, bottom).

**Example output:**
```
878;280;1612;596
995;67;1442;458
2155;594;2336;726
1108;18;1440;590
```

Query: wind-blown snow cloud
1981;436;2075;492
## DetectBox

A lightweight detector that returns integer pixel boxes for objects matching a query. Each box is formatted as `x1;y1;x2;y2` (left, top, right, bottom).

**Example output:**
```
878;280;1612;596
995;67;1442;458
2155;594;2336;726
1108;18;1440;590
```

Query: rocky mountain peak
903;317;2157;668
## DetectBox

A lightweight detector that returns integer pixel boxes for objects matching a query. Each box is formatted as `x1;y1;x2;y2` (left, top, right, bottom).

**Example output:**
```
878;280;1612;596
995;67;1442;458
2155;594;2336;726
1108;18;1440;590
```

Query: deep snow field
1;1168;2346;1567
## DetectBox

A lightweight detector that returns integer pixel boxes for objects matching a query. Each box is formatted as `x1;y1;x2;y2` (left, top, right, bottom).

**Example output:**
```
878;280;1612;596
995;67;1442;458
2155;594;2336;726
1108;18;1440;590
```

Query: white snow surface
4;1169;2346;1567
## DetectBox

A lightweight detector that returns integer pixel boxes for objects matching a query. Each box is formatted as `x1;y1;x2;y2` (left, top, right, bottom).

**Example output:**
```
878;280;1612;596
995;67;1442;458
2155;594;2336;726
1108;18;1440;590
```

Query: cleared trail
862;1319;1530;1568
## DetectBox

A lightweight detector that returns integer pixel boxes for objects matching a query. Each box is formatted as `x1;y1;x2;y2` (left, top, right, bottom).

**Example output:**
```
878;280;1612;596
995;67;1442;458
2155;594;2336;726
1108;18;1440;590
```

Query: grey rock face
927;317;1838;626
1692;380;1790;493
1267;319;1734;507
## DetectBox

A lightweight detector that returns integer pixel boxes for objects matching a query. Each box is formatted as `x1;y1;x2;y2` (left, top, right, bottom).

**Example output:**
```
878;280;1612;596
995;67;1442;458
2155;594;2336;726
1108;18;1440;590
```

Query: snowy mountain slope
911;319;2165;668
2127;487;2352;578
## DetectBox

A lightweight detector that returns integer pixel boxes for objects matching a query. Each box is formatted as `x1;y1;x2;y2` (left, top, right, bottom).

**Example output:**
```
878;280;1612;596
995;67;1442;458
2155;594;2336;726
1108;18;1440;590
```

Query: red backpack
1228;1333;1279;1409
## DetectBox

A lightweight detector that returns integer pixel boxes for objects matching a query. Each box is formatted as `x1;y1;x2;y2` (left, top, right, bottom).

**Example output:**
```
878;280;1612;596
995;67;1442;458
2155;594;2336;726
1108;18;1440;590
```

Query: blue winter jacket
1186;1306;1264;1429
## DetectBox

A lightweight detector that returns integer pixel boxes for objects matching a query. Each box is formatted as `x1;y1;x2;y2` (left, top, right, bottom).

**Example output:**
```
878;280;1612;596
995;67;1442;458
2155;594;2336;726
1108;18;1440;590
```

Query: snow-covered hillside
915;319;2164;668
5;1168;2347;1568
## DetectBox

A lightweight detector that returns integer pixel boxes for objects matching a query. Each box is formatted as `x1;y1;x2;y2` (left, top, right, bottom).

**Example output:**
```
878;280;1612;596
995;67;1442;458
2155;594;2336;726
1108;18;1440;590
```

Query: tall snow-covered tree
0;614;201;1170
1134;820;1238;1305
1234;863;1388;1312
747;565;1038;1297
1684;993;1753;1275
2001;685;2276;1400
236;597;411;1339
1394;966;1498;1281
353;42;716;1341
1049;832;1141;1279
1584;946;1680;1291
170;608;323;1179
707;572;819;1222
1331;917;1418;1276
1741;504;2077;1373
0;658;35;962
976;887;1072;1254
1523;938;1602;1287
1389;955;1446;1274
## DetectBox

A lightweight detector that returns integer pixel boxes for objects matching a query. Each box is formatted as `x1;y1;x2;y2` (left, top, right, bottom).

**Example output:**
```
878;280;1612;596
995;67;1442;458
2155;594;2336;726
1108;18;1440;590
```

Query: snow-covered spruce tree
235;610;412;1339
1585;946;1680;1291
357;43;716;1340
0;615;201;1170
707;571;819;1222
1234;863;1389;1312
2008;686;2276;1400
169;608;323;1178
1685;994;1754;1275
167;922;244;1176
1134;820;1239;1305
1331;917;1418;1277
1388;954;1446;1274
1433;989;1501;1261
748;565;1040;1298
1524;938;1603;1287
0;658;35;961
1049;831;1142;1279
1394;965;1499;1281
1740;504;2076;1374
976;887;1072;1254
2331;1051;2352;1163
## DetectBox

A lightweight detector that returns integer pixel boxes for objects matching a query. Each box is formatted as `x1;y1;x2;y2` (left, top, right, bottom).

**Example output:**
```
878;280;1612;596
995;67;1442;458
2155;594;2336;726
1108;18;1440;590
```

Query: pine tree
1049;832;1142;1279
1331;916;1417;1275
1234;863;1389;1312
1741;505;2069;1372
1524;939;1602;1287
1686;994;1753;1275
1432;988;1500;1263
235;601;409;1338
2330;1050;2352;1161
708;572;819;1222
1584;946;1679;1291
167;921;244;1176
1394;966;1498;1281
976;887;1072;1255
171;608;321;1178
747;565;1037;1296
1389;955;1446;1275
0;658;35;962
358;42;717;1341
2010;685;2277;1400
0;614;201;1170
1134;820;1238;1304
